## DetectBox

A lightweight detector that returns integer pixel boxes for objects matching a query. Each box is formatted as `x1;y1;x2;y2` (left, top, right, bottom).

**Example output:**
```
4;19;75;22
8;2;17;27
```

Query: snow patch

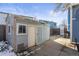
0;41;16;56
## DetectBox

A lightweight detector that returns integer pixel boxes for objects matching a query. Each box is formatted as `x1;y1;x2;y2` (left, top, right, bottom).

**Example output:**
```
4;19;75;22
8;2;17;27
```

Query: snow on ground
0;49;16;56
0;41;16;56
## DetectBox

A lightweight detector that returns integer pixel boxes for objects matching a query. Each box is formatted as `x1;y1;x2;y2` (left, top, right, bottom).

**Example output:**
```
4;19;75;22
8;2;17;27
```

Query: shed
4;13;50;52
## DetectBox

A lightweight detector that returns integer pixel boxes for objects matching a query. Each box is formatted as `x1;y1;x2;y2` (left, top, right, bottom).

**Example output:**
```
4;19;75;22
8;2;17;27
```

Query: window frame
16;23;27;35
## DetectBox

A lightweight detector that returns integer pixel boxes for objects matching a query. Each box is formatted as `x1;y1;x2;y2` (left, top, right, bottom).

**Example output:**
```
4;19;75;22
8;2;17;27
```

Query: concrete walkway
30;36;79;56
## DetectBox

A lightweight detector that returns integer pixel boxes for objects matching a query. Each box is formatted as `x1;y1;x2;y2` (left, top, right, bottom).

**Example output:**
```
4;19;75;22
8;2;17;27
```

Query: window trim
16;23;27;35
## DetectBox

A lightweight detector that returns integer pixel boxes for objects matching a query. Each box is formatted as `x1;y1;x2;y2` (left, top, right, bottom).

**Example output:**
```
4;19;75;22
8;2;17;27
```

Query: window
8;25;11;34
18;25;26;34
17;23;27;35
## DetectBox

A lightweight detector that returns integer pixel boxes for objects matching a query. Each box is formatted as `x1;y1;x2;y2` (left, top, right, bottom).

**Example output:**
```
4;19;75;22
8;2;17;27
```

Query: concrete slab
29;36;79;56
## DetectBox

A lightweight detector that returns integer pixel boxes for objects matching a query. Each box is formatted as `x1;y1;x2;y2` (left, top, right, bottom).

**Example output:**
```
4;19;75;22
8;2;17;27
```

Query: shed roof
0;12;49;25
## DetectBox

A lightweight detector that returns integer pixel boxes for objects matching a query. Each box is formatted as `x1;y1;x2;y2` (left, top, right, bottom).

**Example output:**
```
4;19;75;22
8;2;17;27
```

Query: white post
70;4;73;43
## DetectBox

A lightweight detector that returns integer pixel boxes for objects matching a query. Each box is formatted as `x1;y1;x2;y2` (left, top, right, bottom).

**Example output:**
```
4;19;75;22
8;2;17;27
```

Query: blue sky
0;3;68;26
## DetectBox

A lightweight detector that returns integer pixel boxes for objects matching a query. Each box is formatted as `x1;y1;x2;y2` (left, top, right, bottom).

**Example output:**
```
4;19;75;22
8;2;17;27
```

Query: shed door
36;26;43;45
28;26;36;47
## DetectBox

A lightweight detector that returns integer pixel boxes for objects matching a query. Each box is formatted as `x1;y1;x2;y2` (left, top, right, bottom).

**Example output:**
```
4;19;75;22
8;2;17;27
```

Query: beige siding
28;25;36;47
15;18;39;48
16;23;28;51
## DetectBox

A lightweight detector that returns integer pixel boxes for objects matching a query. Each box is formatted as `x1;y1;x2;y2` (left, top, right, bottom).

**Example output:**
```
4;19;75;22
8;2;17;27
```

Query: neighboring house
0;12;50;52
39;20;57;29
66;4;79;43
48;21;58;35
59;23;68;38
40;20;60;36
39;20;57;35
48;21;60;35
48;21;57;29
59;24;64;36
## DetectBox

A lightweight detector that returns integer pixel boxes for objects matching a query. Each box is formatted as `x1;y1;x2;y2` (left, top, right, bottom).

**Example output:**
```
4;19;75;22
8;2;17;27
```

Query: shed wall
6;14;17;51
16;20;28;51
6;14;14;45
36;24;50;45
